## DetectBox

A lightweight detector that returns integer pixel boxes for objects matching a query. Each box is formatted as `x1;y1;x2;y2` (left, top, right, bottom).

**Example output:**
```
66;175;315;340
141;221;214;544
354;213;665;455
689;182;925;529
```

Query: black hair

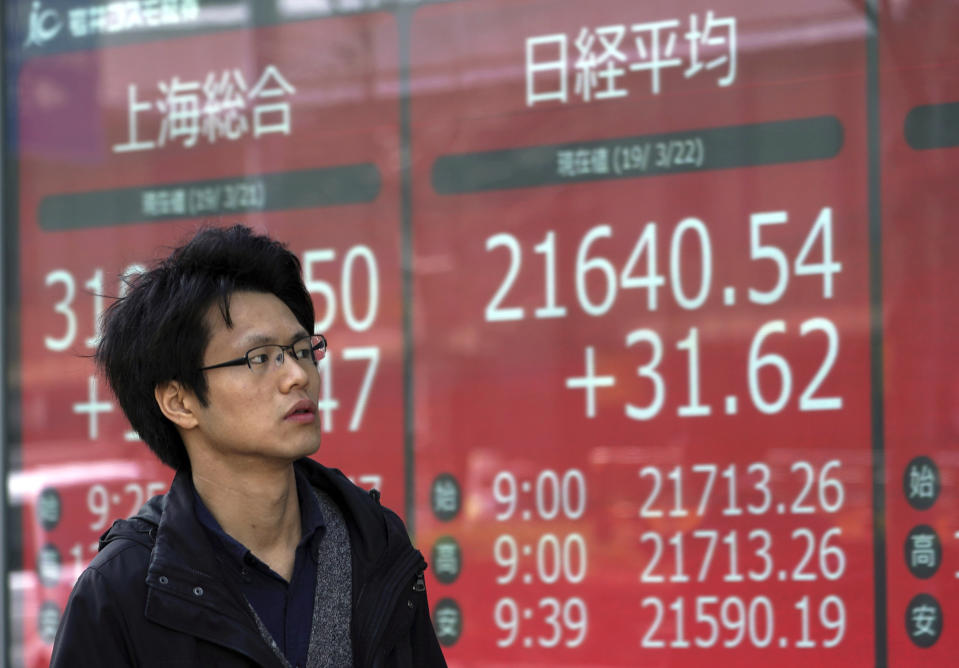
95;225;315;471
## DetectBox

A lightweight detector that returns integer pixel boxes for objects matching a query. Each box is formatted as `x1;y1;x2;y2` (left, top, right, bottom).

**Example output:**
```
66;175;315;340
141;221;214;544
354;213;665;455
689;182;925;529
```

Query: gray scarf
247;487;353;668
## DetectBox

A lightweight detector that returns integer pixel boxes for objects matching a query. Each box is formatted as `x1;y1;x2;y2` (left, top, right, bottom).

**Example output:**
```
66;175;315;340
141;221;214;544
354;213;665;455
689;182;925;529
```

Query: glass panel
3;1;957;665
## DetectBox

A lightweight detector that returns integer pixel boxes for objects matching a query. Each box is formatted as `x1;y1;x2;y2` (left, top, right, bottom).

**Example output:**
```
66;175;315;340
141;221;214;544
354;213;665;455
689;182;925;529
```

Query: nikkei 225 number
484;206;839;321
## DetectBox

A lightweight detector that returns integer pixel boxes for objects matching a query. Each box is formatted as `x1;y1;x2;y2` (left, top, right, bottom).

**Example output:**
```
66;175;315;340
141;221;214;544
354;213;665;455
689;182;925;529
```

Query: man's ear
154;381;199;430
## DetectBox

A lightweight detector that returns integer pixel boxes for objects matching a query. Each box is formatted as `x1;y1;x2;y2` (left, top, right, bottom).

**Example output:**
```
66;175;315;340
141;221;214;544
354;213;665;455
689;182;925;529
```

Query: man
50;225;446;667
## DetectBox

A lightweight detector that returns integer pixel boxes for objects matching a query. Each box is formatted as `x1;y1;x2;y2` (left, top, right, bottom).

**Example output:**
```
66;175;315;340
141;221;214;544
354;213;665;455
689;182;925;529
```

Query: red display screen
4;1;958;666
410;0;873;663
13;11;404;666
880;4;959;664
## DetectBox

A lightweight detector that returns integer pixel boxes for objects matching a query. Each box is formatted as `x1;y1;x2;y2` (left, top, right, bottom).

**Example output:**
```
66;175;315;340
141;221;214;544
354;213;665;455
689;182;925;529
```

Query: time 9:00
493;469;587;521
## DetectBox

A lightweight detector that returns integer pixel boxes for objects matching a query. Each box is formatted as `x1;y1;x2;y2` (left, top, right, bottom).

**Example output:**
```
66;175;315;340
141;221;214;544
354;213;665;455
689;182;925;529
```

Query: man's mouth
285;399;317;421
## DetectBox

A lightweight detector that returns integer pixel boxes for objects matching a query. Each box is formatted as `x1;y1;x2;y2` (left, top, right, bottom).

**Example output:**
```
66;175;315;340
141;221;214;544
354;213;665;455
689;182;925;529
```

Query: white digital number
485;233;524;321
492;471;517;521
799;317;842;410
483;206;838;323
493;597;587;648
748;318;841;414
748;211;788;305
795;207;842;298
45;270;77;351
625;329;664;420
620;222;664;310
534;231;568;318
303;246;380;332
494;534;518;584
315;347;380;432
340;246;378;331
494;597;519;647
575;225;617;316
669;217;712;310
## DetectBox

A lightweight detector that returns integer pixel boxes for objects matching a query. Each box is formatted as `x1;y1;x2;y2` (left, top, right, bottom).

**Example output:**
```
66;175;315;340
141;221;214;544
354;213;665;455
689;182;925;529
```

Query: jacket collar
117;458;394;568
99;458;402;666
142;465;282;666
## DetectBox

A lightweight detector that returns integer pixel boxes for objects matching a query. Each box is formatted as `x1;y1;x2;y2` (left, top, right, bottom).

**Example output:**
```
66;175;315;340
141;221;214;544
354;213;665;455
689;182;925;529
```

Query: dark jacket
50;458;447;667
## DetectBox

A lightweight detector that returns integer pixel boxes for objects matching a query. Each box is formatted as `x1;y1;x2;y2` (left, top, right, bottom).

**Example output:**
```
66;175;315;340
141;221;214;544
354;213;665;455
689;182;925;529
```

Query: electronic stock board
4;1;959;666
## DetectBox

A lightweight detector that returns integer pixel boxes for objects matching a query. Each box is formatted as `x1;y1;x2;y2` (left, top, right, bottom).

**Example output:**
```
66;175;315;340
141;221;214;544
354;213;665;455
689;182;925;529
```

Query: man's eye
248;353;270;365
294;348;311;360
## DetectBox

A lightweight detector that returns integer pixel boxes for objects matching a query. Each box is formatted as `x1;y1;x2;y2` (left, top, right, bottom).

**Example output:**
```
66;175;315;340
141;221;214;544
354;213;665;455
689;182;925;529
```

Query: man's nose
276;348;311;385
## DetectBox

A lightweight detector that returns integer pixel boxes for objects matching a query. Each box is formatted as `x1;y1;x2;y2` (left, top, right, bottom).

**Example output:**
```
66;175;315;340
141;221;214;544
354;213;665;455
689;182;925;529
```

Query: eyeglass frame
199;333;327;372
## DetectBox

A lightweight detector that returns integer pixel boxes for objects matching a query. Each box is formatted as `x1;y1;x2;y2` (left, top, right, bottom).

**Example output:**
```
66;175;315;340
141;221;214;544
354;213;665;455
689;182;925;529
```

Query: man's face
186;290;322;467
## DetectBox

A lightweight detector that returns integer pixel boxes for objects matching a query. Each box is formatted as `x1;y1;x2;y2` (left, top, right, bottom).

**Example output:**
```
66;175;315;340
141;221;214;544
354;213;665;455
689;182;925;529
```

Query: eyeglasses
200;334;327;374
